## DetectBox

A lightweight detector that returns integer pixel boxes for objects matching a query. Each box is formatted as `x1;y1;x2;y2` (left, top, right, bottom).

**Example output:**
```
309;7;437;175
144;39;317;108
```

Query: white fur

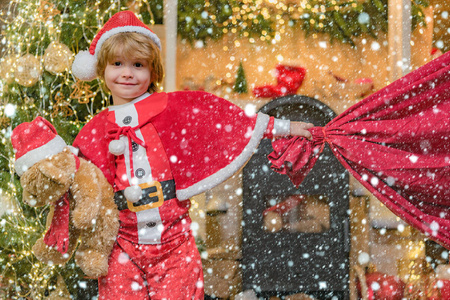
94;26;161;56
273;119;291;136
71;51;97;81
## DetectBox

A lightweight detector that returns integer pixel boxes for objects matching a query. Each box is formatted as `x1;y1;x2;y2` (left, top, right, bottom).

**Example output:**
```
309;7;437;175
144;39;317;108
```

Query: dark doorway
242;95;350;299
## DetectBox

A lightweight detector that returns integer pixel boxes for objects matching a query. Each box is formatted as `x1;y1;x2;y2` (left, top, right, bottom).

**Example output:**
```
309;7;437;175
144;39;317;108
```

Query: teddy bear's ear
37;160;72;187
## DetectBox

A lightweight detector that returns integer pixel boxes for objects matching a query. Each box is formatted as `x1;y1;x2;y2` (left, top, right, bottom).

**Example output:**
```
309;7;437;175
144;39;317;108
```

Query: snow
118;252;130;264
371;281;381;291
318;41;327;49
370;177;379;187
430;221;440;232
244;103;256;117
371;41;381;51
358;12;370;24
194;40;204;49
4;103;16;117
131;281;141;291
409;155;418;163
358;252;370;265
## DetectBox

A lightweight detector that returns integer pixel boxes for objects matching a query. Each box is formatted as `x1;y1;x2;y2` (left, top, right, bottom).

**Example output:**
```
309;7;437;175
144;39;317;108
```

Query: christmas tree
0;1;161;298
233;61;248;94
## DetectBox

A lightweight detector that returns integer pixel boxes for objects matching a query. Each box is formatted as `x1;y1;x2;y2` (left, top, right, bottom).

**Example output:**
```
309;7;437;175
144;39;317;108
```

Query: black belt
114;179;176;212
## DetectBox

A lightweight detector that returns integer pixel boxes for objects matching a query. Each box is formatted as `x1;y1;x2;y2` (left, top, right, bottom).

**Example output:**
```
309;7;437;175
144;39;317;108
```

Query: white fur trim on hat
14;135;67;176
94;25;161;56
72;50;97;81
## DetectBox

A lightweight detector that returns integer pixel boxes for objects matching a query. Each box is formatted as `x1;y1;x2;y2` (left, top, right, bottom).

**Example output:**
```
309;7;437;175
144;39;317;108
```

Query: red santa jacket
73;91;285;201
73;91;286;244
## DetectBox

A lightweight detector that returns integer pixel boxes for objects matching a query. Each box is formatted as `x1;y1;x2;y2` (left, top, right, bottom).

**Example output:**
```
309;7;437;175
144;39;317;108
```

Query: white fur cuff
273;118;291;136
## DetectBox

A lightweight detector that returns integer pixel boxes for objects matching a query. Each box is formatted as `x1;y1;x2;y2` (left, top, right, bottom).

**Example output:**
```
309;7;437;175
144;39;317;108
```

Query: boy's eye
134;62;143;68
113;61;121;66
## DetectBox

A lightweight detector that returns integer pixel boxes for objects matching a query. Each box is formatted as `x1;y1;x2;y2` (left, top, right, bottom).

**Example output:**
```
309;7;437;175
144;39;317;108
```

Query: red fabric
253;65;306;98
158;91;259;191
263;195;304;216
89;11;155;55
275;64;306;88
365;272;404;300
437;279;450;299
264;117;275;139
269;51;450;248
44;193;70;254
44;155;80;254
74;91;262;191
11;116;58;160
107;125;147;184
98;235;203;300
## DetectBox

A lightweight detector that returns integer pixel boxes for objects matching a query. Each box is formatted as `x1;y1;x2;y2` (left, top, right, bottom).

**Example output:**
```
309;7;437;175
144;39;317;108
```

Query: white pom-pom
124;186;142;203
109;140;126;156
71;50;97;81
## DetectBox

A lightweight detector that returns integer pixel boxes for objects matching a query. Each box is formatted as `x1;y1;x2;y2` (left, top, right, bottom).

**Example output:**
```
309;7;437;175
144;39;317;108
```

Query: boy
71;10;313;300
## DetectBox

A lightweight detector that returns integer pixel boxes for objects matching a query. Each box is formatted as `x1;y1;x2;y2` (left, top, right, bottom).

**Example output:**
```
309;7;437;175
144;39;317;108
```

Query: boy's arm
289;121;314;139
264;117;313;140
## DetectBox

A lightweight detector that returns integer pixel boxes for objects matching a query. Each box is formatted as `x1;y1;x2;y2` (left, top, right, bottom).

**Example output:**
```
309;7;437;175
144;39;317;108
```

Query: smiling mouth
117;82;136;85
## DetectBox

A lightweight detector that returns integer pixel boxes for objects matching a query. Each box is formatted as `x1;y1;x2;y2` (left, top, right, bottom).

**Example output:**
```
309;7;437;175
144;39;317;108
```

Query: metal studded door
242;95;350;299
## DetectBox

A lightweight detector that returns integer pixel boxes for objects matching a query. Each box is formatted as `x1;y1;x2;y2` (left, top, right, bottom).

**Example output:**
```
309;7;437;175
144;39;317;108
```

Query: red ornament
253;64;306;98
365;272;405;300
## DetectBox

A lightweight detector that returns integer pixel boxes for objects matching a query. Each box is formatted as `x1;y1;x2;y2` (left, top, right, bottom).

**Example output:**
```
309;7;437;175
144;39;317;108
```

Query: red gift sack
269;52;450;248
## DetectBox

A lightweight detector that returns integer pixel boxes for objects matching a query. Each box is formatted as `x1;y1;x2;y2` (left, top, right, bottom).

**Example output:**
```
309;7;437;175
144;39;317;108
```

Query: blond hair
96;32;164;93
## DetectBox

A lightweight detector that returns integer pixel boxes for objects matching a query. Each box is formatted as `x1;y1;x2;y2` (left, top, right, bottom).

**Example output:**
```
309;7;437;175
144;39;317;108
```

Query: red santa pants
98;234;204;300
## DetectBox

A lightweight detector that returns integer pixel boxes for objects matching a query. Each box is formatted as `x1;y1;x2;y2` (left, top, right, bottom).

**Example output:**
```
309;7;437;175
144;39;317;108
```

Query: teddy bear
11;116;119;278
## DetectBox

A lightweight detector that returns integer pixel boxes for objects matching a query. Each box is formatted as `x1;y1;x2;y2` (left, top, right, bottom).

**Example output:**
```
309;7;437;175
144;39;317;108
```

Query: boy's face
104;56;151;105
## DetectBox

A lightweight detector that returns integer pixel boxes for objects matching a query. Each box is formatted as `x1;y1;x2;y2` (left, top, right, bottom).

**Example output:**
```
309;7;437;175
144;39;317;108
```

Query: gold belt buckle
127;181;164;212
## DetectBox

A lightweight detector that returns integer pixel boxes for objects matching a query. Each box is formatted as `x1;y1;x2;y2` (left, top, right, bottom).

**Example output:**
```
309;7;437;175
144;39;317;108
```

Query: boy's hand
290;121;314;140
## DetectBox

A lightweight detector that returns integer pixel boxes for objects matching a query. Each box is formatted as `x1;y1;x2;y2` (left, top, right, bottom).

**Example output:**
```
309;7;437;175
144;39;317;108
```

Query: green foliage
178;0;233;43
299;0;428;46
0;209;47;298
176;0;429;46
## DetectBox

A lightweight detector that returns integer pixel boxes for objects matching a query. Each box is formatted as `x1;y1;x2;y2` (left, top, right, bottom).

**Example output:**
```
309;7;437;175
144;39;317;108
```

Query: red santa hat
71;10;161;81
11;117;69;176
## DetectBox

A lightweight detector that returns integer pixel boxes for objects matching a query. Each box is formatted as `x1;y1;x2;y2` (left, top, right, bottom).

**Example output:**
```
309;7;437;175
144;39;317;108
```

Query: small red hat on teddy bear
11;116;73;176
